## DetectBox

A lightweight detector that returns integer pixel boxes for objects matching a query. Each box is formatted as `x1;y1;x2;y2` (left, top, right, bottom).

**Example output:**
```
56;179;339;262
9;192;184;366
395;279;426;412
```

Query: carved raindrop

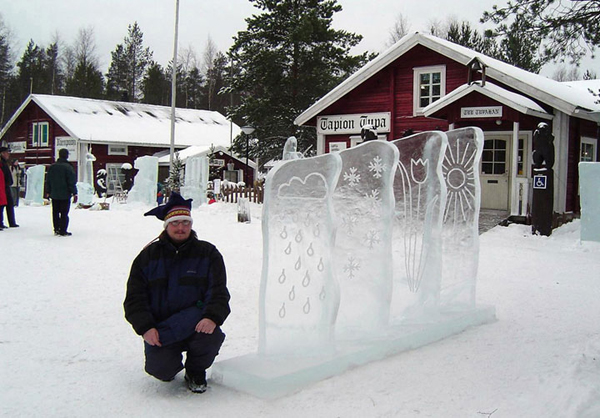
280;226;288;239
303;298;311;314
304;213;311;227
317;258;325;272
306;243;314;256
319;286;326;300
278;269;286;284
295;230;303;243
313;223;321;237
284;242;292;255
288;285;296;301
302;271;310;287
279;303;286;318
295;256;302;270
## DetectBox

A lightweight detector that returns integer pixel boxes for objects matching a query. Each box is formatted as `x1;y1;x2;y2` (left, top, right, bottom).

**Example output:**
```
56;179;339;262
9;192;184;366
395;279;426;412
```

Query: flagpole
169;0;180;172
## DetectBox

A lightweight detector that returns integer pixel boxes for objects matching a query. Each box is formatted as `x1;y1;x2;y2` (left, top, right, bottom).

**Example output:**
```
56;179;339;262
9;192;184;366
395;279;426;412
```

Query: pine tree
106;22;153;102
166;152;184;194
496;15;543;74
482;0;600;64
228;0;370;166
142;61;169;105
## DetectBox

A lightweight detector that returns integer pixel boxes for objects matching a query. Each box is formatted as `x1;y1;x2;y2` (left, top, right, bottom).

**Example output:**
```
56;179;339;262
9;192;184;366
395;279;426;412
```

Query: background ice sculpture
332;141;398;336
579;162;600;242
180;155;208;207
24;165;46;205
282;136;304;160
389;131;448;320
259;153;342;355
440;127;484;309
127;156;158;206
76;149;96;206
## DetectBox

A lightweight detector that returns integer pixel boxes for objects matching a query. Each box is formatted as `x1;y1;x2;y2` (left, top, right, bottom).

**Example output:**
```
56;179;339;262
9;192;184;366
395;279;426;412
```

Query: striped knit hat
144;192;193;228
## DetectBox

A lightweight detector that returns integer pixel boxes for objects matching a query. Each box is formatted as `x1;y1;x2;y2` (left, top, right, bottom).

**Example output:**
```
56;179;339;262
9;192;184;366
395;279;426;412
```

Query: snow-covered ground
1;201;599;417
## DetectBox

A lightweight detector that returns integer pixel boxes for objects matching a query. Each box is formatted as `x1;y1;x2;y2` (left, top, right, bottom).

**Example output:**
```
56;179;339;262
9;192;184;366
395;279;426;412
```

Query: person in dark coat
124;192;231;393
45;148;78;236
0;146;18;228
0;163;6;231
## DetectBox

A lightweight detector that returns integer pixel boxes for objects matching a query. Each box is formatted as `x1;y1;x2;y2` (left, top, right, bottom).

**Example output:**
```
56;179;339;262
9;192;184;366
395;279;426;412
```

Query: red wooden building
0;94;251;194
295;33;600;217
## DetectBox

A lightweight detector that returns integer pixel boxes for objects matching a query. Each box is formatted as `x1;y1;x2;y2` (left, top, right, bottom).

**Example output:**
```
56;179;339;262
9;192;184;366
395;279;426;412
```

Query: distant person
46;148;77;236
0;146;18;228
124;192;231;393
10;159;21;206
0;161;6;231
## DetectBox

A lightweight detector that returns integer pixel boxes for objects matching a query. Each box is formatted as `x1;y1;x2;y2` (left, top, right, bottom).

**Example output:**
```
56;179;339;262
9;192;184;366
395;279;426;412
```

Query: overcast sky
1;0;597;78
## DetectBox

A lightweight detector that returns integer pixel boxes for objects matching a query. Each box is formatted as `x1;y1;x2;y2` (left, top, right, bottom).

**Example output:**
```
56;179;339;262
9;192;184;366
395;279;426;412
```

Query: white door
480;135;510;210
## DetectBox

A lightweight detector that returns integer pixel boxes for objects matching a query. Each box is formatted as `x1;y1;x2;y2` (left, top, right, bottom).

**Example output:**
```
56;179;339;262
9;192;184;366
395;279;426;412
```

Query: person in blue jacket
124;192;231;393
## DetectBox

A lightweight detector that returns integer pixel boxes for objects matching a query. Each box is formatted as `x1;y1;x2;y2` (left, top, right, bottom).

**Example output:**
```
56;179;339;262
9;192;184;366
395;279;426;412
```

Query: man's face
165;219;192;243
0;151;8;161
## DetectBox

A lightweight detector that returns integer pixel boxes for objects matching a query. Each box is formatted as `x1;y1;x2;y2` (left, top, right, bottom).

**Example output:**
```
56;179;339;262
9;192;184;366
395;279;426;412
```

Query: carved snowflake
342;214;359;235
363;229;381;249
368;156;386;178
343;256;360;279
343;167;361;187
364;189;382;215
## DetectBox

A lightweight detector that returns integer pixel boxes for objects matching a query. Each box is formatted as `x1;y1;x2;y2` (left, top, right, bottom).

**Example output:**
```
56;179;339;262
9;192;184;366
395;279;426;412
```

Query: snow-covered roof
0;94;241;148
294;32;600;126
156;144;256;169
423;81;552;120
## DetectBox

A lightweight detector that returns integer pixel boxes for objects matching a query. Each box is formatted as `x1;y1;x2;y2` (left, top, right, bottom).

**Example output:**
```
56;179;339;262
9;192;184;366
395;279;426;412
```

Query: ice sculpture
180;155;208;207
24;165;46;205
332;141;398;336
389;131;448;320
127;156;158;206
579;162;600;242
76;149;97;206
282;136;303;160
440;127;484;309
259;153;342;355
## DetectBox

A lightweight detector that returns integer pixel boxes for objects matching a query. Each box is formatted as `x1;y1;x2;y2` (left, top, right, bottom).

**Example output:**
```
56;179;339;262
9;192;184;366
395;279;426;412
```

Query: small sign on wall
55;137;78;162
8;141;26;153
329;142;347;153
460;106;502;118
533;174;547;189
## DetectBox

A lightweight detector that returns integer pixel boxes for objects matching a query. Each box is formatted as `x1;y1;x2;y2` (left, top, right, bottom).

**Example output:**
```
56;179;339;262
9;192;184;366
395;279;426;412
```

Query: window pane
483;140;493;149
493;163;505;175
432;85;440;96
482;162;493;174
482;150;493;162
41;123;49;146
420;85;430;96
495;140;506;150
32;123;38;146
420;98;429;107
495;150;506;162
432;72;441;83
420;73;430;84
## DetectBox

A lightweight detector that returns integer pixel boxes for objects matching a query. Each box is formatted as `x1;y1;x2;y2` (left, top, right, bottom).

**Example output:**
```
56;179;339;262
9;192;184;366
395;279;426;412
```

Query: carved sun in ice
443;138;477;222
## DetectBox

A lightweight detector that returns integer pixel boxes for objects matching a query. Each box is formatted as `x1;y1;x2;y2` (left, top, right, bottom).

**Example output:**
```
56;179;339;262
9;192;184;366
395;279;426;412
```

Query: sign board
213;178;221;195
210;158;225;167
460;106;503;119
328;142;347;153
533;174;547;189
317;112;391;135
55;137;78;162
8;141;26;153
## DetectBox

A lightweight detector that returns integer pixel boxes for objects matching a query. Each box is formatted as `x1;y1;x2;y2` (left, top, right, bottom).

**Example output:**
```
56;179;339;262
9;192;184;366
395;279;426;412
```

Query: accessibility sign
533;174;547;189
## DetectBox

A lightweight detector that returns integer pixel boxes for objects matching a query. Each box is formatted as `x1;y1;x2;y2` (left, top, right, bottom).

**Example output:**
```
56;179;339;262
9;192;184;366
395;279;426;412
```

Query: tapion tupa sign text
317;112;391;135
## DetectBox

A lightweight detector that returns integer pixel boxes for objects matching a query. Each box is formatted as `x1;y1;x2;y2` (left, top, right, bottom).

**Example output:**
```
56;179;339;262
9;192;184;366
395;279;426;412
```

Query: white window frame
580;136;597;162
106;163;126;194
413;65;446;116
32;122;49;147
108;144;128;156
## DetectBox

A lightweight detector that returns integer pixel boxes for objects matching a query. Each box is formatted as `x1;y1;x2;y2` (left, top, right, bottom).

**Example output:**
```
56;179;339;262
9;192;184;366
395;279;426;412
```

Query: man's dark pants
144;328;225;381
52;198;71;234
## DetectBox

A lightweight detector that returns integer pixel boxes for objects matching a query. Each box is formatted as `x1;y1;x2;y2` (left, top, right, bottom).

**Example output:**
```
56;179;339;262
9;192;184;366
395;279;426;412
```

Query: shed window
413;65;445;115
481;139;507;175
32;122;49;147
581;137;597;162
108;145;128;156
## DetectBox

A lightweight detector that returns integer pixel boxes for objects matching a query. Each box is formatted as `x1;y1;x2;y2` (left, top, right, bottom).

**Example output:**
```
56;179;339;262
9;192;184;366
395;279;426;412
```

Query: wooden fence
220;185;264;204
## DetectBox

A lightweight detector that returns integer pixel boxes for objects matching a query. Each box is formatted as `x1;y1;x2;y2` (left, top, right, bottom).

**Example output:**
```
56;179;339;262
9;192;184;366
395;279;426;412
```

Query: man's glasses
169;220;191;227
